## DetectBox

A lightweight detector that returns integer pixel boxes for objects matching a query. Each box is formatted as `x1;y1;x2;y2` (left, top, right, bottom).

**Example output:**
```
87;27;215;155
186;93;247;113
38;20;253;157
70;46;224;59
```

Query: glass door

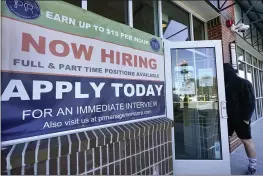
164;40;230;175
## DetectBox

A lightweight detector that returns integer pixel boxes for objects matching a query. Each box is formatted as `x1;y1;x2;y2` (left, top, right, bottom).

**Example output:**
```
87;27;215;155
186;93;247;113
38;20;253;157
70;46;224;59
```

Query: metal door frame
164;39;231;175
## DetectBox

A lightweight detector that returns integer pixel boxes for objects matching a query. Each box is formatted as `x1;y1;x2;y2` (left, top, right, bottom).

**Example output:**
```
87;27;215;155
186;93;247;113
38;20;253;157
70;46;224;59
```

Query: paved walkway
231;118;263;175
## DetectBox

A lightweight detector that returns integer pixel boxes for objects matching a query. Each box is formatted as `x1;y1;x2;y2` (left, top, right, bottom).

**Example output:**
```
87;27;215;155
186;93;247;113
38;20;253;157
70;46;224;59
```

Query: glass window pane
251;68;257;121
171;47;222;160
133;0;158;36
193;16;205;40
260;100;263;118
63;0;81;7
256;100;261;119
247;66;253;84
258;36;263;52
253;68;259;97
162;0;190;41
238;61;246;79
260;71;262;97
261;71;263;97
237;47;244;61
253;57;257;67
252;109;257;121
87;0;128;24
245;52;252;64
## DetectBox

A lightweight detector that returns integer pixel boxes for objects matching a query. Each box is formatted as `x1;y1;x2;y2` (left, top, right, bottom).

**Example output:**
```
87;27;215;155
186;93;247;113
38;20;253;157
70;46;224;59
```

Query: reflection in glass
133;0;158;35
171;48;222;160
162;0;190;41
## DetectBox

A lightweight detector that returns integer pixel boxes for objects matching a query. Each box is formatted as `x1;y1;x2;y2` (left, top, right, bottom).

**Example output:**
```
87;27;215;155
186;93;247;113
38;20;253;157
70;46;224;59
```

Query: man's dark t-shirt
224;63;255;139
224;64;255;122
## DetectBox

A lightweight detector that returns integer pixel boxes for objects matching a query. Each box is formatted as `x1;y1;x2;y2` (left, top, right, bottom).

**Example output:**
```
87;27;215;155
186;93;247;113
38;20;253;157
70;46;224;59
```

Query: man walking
223;63;257;175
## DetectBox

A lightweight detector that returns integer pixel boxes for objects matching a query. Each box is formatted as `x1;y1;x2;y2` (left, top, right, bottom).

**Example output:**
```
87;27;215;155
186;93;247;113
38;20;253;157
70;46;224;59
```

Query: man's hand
243;120;249;125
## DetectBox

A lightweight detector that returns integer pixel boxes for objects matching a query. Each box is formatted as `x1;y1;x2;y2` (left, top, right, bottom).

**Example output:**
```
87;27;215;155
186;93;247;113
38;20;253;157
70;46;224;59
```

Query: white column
189;13;194;41
128;0;133;27
81;0;87;10
204;22;208;40
158;0;163;38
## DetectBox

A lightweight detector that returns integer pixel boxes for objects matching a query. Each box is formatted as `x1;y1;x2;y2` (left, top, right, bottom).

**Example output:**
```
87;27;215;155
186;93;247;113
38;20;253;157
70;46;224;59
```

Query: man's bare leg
241;139;257;175
241;139;256;158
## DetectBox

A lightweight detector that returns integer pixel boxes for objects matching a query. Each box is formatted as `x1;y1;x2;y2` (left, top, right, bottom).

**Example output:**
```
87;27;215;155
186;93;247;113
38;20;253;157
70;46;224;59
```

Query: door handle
221;101;228;119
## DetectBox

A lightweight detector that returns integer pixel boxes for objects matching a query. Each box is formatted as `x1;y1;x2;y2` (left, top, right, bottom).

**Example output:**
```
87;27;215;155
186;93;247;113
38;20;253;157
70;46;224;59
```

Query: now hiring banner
1;0;165;142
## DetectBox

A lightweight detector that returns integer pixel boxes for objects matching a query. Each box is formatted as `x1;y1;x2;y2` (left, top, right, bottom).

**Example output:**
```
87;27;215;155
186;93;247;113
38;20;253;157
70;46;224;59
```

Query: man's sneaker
247;167;256;175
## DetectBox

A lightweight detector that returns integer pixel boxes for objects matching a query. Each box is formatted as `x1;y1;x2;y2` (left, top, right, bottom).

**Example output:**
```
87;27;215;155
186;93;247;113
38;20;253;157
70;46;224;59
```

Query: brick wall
220;0;236;64
1;118;174;175
208;17;222;41
207;1;236;63
229;133;242;153
207;1;241;153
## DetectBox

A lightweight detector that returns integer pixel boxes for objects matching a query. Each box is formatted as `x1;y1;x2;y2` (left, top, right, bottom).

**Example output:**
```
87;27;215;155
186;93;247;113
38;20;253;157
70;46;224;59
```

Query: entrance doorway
164;40;231;174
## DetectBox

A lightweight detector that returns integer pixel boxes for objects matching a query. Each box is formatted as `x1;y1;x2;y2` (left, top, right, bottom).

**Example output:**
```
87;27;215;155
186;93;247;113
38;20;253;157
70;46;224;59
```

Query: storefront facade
1;0;263;175
68;0;263;172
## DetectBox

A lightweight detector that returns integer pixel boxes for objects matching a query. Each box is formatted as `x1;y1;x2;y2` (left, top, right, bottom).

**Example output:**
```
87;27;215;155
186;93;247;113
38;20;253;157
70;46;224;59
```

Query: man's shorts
228;119;252;139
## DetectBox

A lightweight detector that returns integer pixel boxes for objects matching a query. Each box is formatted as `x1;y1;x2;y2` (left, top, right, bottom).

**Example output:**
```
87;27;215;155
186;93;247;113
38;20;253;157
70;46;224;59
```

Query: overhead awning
236;0;263;34
174;1;220;21
235;0;263;55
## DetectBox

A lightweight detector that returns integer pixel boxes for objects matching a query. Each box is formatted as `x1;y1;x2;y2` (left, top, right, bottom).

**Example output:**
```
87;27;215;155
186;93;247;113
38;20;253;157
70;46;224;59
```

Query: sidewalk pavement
231;118;263;175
